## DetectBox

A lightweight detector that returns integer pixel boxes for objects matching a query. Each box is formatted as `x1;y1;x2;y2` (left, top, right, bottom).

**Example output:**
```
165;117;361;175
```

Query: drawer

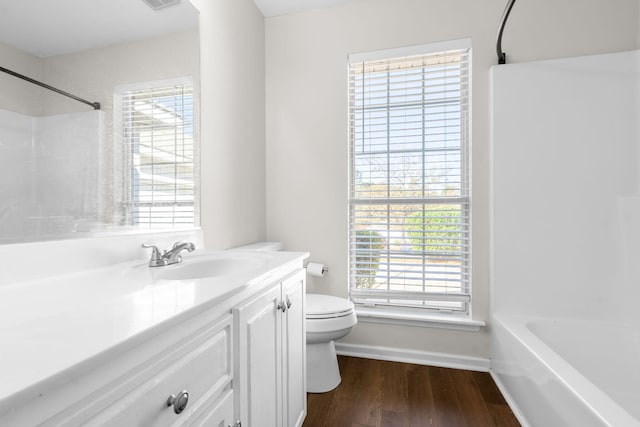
47;314;233;427
185;388;235;427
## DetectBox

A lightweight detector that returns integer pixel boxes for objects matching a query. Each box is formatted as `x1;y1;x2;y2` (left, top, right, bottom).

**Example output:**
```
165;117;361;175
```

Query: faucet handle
142;242;160;252
142;243;167;267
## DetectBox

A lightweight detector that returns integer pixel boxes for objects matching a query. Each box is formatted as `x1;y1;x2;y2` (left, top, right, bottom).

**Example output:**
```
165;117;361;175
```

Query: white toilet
305;293;357;393
230;242;357;393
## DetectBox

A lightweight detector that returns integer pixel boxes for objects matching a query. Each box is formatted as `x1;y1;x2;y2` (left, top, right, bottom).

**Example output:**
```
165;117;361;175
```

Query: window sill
355;307;485;332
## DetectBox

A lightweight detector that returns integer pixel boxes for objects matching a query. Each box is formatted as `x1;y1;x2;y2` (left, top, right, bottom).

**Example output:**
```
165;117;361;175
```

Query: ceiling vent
142;0;181;10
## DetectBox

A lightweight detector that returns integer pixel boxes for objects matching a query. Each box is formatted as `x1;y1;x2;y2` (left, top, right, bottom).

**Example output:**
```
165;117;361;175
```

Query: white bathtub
491;314;640;427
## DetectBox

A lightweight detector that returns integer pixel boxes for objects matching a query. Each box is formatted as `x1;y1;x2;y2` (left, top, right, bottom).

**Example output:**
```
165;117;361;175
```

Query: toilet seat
306;294;355;319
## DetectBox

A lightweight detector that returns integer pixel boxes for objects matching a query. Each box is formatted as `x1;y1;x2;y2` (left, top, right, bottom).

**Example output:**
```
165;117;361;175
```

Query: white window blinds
348;41;471;315
119;81;197;228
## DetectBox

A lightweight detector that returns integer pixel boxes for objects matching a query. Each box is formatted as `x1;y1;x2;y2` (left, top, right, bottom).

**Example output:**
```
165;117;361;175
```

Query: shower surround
490;49;640;426
0;109;102;242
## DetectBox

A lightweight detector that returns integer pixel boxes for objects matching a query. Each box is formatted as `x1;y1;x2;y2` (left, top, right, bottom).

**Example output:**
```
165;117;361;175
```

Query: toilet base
306;341;341;393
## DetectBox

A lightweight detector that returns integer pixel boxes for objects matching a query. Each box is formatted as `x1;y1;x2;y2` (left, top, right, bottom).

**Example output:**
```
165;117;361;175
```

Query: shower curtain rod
0;65;101;110
496;0;517;64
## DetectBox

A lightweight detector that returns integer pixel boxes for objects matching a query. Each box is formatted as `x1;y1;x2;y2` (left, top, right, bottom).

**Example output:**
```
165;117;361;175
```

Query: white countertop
0;249;306;406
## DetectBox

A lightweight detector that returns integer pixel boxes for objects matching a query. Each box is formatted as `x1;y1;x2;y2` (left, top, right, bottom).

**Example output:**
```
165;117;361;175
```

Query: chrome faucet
142;242;196;267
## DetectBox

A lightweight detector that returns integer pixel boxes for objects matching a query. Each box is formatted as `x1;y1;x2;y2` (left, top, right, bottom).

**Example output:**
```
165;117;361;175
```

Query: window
117;79;198;228
348;40;471;318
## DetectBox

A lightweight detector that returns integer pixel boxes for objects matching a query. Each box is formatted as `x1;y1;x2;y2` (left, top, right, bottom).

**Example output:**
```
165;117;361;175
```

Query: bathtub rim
491;313;640;427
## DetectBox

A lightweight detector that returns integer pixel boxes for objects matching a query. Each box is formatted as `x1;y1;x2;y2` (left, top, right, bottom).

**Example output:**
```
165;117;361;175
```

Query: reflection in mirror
0;0;200;244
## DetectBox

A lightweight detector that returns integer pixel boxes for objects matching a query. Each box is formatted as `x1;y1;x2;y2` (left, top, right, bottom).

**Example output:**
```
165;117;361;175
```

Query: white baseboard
335;342;490;372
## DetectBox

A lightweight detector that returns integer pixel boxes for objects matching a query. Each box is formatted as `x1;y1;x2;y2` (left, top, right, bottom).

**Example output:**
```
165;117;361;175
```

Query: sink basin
153;253;269;281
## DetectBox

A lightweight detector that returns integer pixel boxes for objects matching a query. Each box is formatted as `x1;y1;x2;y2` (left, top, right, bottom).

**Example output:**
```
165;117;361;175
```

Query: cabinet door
235;284;283;427
282;271;306;427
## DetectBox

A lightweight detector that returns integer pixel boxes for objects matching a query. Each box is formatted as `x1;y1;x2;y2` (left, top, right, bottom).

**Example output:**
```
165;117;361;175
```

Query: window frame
347;39;476;326
114;77;199;229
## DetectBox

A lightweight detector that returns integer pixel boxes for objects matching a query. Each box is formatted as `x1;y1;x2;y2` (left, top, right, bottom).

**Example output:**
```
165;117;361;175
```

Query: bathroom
1;0;639;426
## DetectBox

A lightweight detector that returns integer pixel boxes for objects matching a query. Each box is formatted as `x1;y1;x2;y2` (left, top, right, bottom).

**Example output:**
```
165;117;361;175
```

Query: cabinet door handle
228;421;242;427
286;297;292;309
277;301;287;312
166;390;189;414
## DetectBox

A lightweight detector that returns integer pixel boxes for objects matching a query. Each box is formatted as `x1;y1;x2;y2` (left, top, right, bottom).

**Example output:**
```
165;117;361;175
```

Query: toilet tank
230;242;284;251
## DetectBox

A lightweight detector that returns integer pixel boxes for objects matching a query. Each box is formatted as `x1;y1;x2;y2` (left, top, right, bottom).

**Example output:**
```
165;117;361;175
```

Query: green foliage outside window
406;207;462;254
354;229;384;288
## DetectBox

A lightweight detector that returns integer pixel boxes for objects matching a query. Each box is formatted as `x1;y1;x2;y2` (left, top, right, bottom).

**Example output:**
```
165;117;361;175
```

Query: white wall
0;41;43;116
193;0;267;249
2;31;199;118
265;0;639;358
43;30;199;115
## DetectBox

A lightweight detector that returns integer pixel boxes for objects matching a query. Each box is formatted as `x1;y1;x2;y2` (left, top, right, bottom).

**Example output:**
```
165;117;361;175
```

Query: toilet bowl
306;293;357;393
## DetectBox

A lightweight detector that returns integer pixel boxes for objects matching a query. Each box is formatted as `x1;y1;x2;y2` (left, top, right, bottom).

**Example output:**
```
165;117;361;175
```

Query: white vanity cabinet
234;269;306;427
0;252;307;427
5;310;236;427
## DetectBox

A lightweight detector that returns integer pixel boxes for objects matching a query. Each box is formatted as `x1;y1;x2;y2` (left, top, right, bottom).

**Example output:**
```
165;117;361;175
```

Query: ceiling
0;0;349;58
0;0;198;58
253;0;352;17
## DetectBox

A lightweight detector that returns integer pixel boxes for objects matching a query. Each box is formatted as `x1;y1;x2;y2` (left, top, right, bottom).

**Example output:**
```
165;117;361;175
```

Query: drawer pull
166;390;189;414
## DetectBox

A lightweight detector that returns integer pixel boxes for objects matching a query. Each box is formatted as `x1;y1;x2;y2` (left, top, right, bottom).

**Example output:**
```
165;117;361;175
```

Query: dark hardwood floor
303;356;520;427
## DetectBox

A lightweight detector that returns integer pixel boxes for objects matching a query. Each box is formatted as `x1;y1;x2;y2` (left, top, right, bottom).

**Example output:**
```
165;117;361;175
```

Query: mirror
0;0;200;244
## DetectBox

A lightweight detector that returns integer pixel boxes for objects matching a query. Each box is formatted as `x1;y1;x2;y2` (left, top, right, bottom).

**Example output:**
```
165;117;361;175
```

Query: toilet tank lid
230;241;283;251
306;293;354;316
